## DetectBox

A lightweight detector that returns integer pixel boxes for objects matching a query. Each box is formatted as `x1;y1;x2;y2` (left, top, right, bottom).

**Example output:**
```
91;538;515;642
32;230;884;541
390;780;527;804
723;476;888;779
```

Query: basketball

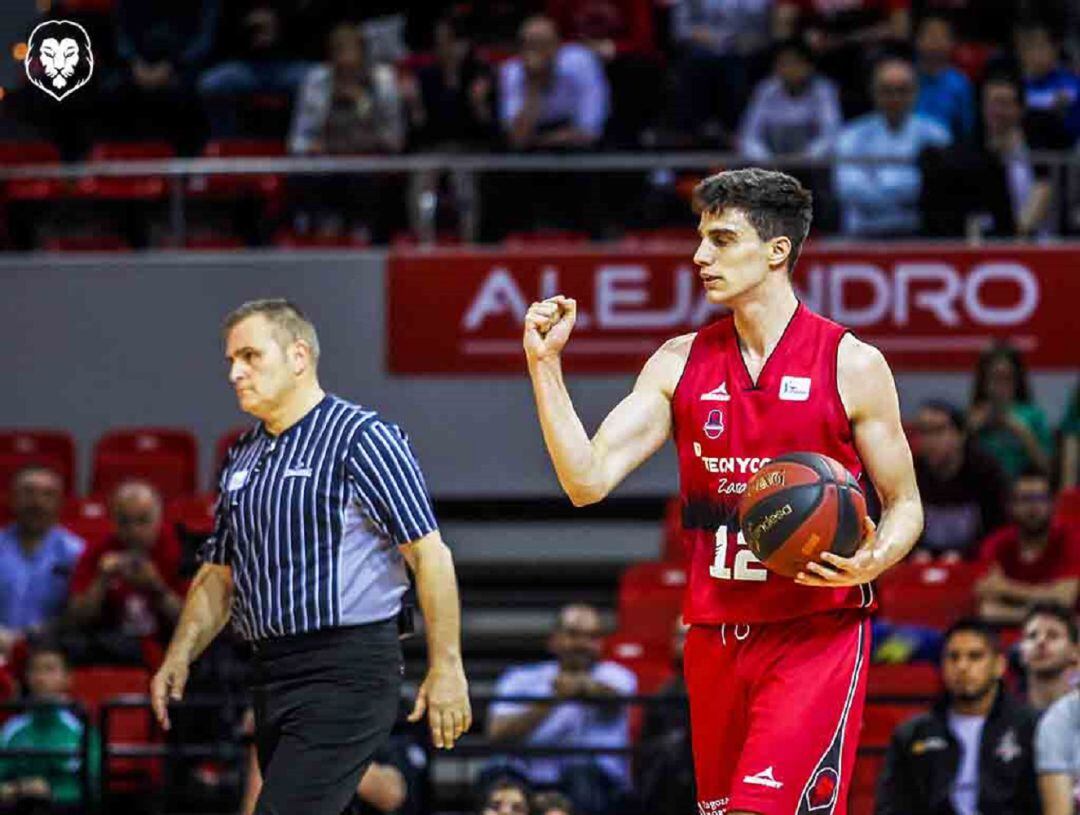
738;452;868;579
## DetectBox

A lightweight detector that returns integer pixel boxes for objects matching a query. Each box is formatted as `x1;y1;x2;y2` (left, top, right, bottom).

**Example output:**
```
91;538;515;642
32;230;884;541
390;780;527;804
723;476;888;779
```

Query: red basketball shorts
685;610;870;815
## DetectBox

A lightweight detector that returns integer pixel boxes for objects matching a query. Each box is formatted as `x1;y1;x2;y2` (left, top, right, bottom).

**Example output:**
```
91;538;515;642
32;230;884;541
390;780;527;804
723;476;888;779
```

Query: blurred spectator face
942;630;1003;703
983;80;1023;135
985;354;1019;405
1016;27;1059;78
916;405;964;470
873;60;917;123
915;17;954;70
519;17;559;79
549;604;603;672
329;25;365;77
26;649;70;701
1020;613;1078;677
226;315;302;419
111;481;162;554
775;47;813;93
10;468;63;538
434;19;467;64
1009;475;1054;536
482;782;529;815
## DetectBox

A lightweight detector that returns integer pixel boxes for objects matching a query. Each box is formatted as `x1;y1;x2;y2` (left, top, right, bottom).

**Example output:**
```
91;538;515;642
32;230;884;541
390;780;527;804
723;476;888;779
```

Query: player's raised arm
524;295;689;506
800;335;924;587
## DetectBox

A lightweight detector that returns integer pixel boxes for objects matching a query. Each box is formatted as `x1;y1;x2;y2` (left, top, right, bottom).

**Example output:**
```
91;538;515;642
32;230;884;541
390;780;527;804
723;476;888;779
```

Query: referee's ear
290;340;316;377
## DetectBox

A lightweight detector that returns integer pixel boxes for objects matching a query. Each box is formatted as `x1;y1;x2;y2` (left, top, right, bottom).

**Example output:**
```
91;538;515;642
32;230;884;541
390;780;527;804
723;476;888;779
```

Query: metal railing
1;150;1077;245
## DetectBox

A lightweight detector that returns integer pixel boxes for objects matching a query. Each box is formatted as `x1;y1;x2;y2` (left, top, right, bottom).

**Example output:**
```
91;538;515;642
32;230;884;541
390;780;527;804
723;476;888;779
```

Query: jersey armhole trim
669;330;703;431
833;329;857;444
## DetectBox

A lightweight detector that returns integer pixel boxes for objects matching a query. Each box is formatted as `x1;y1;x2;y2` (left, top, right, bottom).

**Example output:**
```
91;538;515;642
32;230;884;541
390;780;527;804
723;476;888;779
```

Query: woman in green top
969;342;1053;478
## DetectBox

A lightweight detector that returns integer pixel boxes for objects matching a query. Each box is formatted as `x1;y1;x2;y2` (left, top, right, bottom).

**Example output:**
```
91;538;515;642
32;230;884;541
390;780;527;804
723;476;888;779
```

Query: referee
150;299;471;814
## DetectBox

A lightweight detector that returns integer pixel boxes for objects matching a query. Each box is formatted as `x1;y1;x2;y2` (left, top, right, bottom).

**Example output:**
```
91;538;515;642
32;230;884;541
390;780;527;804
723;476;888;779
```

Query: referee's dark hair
1022;602;1079;644
943;617;1001;654
223;298;321;363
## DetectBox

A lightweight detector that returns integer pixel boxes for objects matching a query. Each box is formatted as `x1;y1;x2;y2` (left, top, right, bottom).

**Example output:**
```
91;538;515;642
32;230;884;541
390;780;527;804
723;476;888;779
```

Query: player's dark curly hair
692;168;813;272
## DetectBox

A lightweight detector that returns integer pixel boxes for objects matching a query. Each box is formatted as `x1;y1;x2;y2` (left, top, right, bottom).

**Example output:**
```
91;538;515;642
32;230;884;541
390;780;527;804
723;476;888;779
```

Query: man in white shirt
486;604;635;815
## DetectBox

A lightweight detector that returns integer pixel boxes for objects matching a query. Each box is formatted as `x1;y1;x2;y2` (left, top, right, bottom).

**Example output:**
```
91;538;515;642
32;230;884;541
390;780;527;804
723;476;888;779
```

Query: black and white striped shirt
199;394;438;642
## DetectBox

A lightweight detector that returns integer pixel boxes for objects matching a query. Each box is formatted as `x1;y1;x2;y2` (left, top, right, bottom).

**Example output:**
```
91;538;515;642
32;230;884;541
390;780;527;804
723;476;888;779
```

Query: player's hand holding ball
524;296;577;362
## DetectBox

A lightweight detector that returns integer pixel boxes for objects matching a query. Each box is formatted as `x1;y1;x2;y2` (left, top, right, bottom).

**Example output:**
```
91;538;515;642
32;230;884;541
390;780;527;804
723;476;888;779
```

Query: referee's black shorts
250;619;403;815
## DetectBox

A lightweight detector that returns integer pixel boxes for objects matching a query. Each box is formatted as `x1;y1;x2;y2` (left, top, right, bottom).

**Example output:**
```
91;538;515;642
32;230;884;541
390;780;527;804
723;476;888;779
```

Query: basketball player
523;169;923;815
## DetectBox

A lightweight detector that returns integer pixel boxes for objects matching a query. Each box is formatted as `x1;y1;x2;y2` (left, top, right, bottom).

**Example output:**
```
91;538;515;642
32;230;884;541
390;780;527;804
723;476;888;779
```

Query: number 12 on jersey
710;525;768;582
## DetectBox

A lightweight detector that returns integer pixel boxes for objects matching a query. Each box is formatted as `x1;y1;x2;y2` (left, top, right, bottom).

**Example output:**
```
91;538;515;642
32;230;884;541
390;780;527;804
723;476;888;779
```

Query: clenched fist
524;296;577;362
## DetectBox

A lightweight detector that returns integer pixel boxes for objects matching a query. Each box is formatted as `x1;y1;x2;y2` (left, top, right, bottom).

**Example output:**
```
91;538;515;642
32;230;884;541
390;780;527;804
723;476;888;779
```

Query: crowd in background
0;336;1075;813
3;0;1080;243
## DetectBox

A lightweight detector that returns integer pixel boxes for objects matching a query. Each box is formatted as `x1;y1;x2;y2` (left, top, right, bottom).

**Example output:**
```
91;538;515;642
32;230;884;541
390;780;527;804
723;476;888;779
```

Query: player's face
225;315;299;419
693;209;775;305
942;632;1003;702
1020;615;1077;676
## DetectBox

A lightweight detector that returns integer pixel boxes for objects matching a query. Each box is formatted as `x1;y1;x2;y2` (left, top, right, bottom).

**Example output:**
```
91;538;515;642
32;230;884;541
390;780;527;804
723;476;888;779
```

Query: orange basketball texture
738;453;867;579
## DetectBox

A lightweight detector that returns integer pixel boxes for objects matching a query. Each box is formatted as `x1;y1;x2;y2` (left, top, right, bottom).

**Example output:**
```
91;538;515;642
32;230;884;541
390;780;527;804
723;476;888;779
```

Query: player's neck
731;284;800;359
264;383;326;436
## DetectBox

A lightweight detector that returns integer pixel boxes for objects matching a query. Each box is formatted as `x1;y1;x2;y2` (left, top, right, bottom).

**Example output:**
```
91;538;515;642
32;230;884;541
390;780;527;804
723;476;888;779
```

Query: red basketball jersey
672;302;876;624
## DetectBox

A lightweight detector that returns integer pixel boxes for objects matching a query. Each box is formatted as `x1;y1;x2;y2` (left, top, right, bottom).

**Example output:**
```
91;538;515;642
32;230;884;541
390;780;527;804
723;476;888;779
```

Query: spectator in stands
915;13;976;141
0;639;99;812
670;0;773;142
1019;603;1079;713
1035;688;1080;814
913;399;1009;560
876;618;1040;815
531;791;575;815
636;617;692;815
477;776;531;815
737;38;842;161
498;16;610;150
111;0;220;151
198;1;316;138
486;603;635;815
834;55;952;237
774;0;911;117
289;22;404;155
0;469;83;651
66;481;184;665
976;470;1080;625
402;13;495;149
1015;20;1080;144
970;342;1053;478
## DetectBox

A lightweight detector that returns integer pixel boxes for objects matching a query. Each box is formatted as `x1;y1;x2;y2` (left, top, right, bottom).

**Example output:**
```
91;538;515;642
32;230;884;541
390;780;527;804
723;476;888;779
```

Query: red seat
618;562;686;640
0;429;76;499
848;753;884;815
70;665;161;790
74;142;175;201
0;141;65;201
41;235;132;252
876;561;980;629
1056;488;1080;523
61;496;112;546
187;139;284;199
167;493;216;538
215;427;250;475
91;428;198;501
179;233;245;250
867;663;942;700
860;703;924;749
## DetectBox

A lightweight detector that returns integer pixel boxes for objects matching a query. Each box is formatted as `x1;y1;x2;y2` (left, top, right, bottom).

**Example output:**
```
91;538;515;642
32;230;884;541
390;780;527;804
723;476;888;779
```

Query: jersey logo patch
703;409;724;439
700;381;731;401
226;469;249;491
780;376;812;401
743;766;783;789
805;768;839;811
